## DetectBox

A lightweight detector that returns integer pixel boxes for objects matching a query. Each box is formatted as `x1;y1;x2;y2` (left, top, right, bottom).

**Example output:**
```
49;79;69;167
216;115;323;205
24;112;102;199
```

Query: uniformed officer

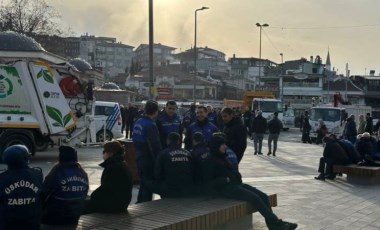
42;146;89;225
132;100;162;203
156;100;183;149
0;145;43;230
152;132;194;198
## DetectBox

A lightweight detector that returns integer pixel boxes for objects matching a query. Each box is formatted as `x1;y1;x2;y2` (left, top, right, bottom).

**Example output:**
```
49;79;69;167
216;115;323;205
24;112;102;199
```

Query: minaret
325;48;331;71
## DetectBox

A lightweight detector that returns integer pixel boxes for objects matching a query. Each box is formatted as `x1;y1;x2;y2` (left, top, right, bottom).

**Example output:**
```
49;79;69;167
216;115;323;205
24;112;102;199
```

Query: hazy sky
48;0;380;75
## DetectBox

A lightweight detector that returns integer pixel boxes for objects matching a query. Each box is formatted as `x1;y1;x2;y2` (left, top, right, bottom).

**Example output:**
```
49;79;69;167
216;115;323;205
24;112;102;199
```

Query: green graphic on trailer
0;74;13;98
37;69;54;84
46;105;73;128
31;63;76;133
0;66;31;115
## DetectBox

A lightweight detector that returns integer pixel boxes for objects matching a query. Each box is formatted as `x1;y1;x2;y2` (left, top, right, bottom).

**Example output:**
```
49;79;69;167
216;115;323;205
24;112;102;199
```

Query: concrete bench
73;194;277;230
333;163;380;185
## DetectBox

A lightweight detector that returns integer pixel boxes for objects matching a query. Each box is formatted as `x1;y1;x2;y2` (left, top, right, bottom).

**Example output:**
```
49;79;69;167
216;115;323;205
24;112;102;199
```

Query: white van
94;101;123;142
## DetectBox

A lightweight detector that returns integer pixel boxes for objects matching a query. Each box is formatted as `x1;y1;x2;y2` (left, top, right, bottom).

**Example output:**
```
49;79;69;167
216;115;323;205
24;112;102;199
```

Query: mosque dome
68;58;93;72
0;31;45;51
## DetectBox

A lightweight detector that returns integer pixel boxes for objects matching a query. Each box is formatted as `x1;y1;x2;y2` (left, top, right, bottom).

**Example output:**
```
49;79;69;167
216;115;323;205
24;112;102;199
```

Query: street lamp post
193;6;209;103
255;23;269;91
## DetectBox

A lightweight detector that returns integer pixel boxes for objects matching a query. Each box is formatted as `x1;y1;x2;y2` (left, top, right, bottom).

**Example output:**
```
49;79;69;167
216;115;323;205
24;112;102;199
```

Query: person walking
0;145;43;230
42;146;89;225
301;111;312;144
202;135;298;230
221;107;247;162
132;100;162;203
184;105;219;150
251;110;267;155
84;141;133;213
156;100;183;149
267;112;283;156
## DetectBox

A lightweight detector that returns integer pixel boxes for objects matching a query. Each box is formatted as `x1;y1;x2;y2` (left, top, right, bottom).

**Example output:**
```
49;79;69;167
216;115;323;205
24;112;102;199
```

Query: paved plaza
1;128;379;229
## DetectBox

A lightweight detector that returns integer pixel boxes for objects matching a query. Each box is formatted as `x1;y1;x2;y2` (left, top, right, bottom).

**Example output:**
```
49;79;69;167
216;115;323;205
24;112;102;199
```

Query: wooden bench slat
333;164;380;184
72;194;277;230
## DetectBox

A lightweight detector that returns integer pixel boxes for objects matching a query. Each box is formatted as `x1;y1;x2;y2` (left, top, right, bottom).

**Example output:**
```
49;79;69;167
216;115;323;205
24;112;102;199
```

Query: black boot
314;174;325;181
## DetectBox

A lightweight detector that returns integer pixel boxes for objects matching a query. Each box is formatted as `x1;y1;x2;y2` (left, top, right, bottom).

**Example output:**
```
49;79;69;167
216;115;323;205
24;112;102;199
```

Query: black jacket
267;117;283;134
90;154;133;213
154;146;194;197
223;117;247;163
202;151;242;193
323;140;350;165
251;115;267;134
190;143;210;185
42;163;89;224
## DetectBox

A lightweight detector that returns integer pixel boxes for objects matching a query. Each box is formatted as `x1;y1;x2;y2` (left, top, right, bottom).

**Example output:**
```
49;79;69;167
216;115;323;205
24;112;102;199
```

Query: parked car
94;101;123;142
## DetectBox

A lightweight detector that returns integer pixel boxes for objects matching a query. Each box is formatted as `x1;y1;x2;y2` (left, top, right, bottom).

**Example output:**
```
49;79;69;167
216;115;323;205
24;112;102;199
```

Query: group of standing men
131;100;248;203
131;100;297;230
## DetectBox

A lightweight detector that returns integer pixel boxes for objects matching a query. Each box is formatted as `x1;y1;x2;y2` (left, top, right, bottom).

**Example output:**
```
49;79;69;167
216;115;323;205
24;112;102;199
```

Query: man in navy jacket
0;145;43;230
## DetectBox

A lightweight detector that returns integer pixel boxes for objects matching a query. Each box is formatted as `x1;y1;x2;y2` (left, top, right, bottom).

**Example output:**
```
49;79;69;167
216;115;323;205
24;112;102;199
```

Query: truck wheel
96;130;113;142
0;134;34;164
35;139;49;152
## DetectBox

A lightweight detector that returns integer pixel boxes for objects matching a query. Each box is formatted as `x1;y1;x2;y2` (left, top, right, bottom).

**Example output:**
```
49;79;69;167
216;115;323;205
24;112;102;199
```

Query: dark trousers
253;133;264;153
219;184;279;226
136;159;154;203
268;133;279;154
317;157;333;175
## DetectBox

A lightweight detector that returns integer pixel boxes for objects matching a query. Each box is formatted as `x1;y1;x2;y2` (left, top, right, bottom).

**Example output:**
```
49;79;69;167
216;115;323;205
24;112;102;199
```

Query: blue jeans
253;133;264;153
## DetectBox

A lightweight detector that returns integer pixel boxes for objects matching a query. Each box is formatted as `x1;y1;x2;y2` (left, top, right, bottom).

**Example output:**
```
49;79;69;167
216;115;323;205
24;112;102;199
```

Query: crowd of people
0;100;298;230
314;112;380;181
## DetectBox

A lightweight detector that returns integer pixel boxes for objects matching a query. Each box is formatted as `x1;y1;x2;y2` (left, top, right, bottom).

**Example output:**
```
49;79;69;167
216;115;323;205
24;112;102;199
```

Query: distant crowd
309;112;380;181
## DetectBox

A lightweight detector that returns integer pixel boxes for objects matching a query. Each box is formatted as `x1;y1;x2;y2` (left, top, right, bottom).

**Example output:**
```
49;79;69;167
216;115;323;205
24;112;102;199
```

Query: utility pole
149;0;154;100
255;23;269;91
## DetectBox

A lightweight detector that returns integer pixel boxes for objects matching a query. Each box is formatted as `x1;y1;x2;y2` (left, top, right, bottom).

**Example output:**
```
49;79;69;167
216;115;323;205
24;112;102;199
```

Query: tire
35;139;50;152
96;130;113;142
0;134;34;164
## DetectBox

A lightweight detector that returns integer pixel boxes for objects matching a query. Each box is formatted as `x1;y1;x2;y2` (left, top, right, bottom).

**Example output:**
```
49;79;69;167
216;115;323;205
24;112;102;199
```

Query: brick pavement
243;133;380;230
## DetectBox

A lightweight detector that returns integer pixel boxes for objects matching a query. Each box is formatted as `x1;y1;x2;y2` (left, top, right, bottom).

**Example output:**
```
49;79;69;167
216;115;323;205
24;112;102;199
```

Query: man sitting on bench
203;135;297;230
148;132;195;198
315;135;351;180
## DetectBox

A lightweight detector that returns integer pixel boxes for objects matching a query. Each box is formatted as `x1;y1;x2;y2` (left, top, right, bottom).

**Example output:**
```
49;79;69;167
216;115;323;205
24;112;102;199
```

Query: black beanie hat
209;135;226;154
59;146;78;163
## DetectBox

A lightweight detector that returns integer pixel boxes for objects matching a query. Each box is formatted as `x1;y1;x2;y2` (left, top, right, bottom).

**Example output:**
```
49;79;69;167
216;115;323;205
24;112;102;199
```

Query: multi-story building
31;34;80;59
79;34;134;80
228;56;277;91
176;46;229;73
353;72;380;120
134;43;176;69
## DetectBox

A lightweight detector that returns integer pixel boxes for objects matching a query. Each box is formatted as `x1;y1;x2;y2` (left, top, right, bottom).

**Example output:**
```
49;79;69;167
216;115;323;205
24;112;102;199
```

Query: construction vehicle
224;91;274;110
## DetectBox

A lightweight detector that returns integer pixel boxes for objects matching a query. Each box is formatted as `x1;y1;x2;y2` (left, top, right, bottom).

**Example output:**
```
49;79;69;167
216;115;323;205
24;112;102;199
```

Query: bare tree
0;0;63;35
